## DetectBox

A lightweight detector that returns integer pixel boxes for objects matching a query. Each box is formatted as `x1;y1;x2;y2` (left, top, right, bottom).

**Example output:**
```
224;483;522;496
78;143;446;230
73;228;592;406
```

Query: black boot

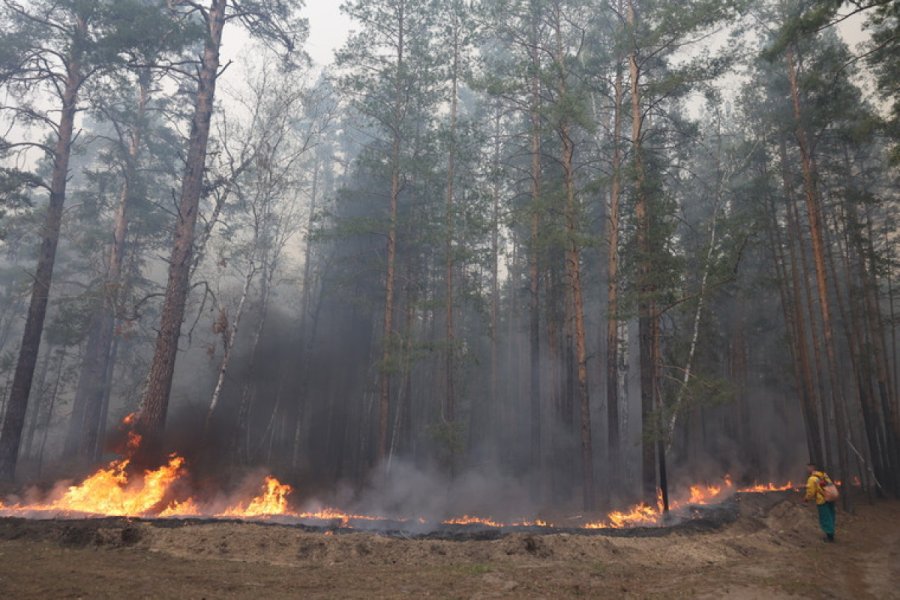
826;533;835;542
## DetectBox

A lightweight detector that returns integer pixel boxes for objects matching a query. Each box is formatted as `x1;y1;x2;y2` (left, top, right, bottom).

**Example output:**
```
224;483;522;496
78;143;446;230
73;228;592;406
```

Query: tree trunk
490;107;501;450
205;265;256;427
377;4;405;464
764;188;821;465
528;5;543;484
136;0;226;454
0;21;84;481
444;19;459;425
861;213;900;486
828;205;888;494
606;50;624;491
627;0;657;505
552;10;592;510
776;142;824;466
292;158;320;469
236;258;275;463
786;46;851;508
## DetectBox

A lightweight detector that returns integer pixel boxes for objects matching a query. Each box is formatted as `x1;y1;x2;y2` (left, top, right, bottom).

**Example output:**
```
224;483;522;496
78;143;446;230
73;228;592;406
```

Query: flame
738;481;794;493
126;431;142;452
687;481;729;504
219;476;292;518
159;497;201;518
0;417;800;532
0;455;185;517
444;515;504;528
0;413;188;518
586;503;659;529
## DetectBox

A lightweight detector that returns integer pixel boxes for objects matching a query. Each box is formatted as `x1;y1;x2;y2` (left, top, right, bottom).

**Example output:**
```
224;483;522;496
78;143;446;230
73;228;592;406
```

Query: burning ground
0;493;897;599
1;424;896;598
0;427;794;531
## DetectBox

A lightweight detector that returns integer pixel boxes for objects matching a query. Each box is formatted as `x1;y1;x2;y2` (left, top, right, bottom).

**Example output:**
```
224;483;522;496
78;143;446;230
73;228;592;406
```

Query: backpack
819;474;840;502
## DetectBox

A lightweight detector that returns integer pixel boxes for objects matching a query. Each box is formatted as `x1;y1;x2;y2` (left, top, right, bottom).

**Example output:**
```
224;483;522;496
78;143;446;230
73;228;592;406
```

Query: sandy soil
0;494;897;599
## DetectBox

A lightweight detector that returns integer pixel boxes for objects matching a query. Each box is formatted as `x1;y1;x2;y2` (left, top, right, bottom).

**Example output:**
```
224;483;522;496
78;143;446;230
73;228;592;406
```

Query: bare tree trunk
137;0;227;454
886;226;898;413
627;0;656;506
205;265;256;427
236;260;275;463
564;137;593;511
786;46;851;507
827;205;888;494
528;4;543;484
377;135;400;463
784;147;832;469
666;185;720;446
606;50;624;491
552;8;592;510
444;18;460;425
490;107;501;449
376;4;405;465
0;21;84;480
862;214;900;483
291;159;321;469
764;188;821;465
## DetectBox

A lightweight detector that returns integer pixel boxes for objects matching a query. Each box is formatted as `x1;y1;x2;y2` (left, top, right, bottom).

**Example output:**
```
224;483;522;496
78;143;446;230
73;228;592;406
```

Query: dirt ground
0;493;897;599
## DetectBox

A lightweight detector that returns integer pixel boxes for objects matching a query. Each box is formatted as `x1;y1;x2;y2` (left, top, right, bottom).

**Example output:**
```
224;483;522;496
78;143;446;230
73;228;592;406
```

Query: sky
305;3;353;68
219;3;351;74
218;2;871;88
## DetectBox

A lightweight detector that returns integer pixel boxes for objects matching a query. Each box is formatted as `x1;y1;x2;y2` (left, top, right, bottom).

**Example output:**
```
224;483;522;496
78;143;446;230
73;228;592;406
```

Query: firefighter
804;462;837;542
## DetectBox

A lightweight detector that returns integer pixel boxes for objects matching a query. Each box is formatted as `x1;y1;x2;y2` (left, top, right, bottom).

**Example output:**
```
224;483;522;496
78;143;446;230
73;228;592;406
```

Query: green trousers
817;501;836;535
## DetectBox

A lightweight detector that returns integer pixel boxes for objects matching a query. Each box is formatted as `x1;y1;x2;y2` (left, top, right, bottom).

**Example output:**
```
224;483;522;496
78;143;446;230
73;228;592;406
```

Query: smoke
340;459;538;524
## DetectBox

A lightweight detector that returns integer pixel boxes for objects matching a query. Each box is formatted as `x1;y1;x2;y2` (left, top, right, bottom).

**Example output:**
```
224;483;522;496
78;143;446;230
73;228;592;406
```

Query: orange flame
738;481;794;493
444;515;504;528
158;497;201;518
219;476;293;518
0;455;185;517
0;419;800;533
586;503;659;529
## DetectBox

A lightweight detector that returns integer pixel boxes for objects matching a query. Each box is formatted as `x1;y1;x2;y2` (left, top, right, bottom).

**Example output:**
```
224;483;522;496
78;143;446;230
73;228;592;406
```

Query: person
804;463;836;542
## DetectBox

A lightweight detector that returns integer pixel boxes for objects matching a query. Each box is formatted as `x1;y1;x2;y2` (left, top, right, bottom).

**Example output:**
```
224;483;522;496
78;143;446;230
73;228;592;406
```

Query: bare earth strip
0;495;897;599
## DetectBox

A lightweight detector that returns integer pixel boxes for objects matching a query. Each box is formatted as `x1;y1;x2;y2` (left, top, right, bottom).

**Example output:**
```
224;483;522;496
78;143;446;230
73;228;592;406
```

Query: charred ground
0;493;897;599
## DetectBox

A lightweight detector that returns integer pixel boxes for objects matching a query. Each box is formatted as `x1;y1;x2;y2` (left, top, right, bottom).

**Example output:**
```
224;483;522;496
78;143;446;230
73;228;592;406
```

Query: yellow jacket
805;471;832;505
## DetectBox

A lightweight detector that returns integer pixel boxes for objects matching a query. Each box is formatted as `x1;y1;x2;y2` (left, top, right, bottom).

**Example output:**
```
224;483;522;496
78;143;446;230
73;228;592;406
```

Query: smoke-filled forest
0;2;898;593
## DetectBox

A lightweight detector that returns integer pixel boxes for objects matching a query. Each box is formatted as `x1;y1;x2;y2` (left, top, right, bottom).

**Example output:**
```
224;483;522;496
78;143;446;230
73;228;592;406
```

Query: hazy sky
217;4;351;69
304;3;353;68
221;3;870;77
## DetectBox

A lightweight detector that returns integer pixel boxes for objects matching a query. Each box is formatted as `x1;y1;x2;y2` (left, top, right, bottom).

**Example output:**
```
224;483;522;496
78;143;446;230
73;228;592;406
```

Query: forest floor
0;492;897;599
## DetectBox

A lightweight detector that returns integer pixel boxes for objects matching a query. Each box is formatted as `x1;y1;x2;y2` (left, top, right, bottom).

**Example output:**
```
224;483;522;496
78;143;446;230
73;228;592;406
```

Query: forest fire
0;417;799;530
0;454;186;518
0;456;798;531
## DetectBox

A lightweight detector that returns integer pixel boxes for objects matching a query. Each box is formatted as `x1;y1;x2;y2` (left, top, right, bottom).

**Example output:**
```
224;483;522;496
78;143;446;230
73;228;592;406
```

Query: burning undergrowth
0;416;798;536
